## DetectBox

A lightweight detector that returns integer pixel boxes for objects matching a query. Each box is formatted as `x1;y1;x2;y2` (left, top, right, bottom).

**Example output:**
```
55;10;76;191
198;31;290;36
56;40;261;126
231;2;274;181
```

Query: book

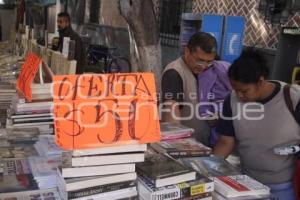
63;152;145;167
213;175;270;198
28;156;59;189
150;138;211;158
70;186;137;200
62;162;136;178
160;122;194;141
63;172;137;192
0;188;61;200
0;174;39;193
138;173;214;200
67;181;136;199
179;156;241;177
212;191;269;200
72;143;147;157
136;154;196;188
0;145;38;159
2;158;31;175
179;193;212;200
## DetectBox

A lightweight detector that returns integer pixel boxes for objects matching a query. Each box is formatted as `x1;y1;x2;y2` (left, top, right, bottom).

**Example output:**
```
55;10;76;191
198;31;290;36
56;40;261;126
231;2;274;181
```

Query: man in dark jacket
55;12;85;74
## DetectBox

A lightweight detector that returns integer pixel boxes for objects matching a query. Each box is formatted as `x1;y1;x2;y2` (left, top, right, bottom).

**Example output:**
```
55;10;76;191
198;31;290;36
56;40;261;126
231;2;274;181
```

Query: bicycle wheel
108;57;132;73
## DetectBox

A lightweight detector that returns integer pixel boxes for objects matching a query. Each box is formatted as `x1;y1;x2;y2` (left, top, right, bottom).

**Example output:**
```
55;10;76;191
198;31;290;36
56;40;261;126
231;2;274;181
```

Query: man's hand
213;135;235;158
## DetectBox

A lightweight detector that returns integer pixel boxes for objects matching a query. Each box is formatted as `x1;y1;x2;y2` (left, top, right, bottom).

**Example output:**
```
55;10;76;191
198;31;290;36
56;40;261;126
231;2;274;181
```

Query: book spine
67;181;135;199
179;192;212;200
152;188;181;200
178;181;214;198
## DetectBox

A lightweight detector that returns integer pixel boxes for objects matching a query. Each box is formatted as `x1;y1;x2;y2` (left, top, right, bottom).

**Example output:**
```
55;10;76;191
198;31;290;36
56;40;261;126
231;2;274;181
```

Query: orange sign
53;73;161;150
16;53;42;102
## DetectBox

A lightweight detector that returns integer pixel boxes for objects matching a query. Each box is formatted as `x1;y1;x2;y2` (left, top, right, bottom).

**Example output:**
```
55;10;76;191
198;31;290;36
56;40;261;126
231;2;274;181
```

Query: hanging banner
16;52;42;102
221;16;245;63
53;73;161;150
201;14;224;55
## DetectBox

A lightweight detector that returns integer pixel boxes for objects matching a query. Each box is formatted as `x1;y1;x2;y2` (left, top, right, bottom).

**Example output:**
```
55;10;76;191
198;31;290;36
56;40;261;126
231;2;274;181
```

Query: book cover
0;174;39;193
136;154;196;188
70;186;137;200
151;138;211;158
214;175;270;198
68;181;135;199
2;158;31;175
63;151;145;167
179;156;241;177
160;122;194;141
72;143;147;157
64;172;137;192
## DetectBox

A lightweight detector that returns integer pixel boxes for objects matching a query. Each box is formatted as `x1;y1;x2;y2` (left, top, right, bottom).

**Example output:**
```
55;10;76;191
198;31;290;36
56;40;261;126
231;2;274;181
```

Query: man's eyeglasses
189;50;215;67
195;60;213;67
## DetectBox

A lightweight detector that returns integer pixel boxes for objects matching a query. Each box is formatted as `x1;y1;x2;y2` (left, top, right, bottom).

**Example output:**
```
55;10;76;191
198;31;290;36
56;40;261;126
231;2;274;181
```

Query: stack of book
0;84;16;127
6;128;40;144
0;158;40;194
57;142;147;200
0;157;61;199
0;128;40;160
31;83;52;101
212;175;270;200
28;156;60;189
137;154;214;200
0;61;20;83
0;128;10;148
34;135;64;164
0;144;38;159
7;95;53;134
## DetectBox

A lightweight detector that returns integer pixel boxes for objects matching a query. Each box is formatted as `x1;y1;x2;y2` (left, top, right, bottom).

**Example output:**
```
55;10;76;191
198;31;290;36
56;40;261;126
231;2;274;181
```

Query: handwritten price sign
53;73;161;150
16;53;42;102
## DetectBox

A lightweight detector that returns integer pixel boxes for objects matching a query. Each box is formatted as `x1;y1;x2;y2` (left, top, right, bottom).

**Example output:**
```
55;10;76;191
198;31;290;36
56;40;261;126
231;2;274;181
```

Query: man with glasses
161;32;221;145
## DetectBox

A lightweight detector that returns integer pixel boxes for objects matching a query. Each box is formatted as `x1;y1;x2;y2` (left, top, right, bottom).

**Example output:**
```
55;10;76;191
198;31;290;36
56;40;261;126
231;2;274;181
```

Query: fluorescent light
0;0;4;4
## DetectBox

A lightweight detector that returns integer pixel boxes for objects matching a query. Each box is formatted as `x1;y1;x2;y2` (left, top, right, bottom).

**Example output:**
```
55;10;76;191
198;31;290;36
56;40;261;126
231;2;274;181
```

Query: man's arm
161;69;184;123
213;135;235;158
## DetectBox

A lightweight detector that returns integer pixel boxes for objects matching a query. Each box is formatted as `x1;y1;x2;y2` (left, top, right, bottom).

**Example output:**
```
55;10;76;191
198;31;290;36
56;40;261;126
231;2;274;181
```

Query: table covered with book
0;48;274;200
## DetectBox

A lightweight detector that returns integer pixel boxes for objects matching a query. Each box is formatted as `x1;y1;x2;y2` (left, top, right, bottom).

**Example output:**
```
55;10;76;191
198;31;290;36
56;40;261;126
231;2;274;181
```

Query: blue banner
201;14;224;55
221;16;245;63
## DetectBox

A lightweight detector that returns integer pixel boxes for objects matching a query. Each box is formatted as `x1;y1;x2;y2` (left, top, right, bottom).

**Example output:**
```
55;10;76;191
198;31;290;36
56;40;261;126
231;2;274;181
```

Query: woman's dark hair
228;48;269;83
187;32;217;54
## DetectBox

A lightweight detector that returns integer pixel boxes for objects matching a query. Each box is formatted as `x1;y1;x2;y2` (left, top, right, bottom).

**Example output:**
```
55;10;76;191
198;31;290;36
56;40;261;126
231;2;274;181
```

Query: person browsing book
213;48;300;200
161;32;219;146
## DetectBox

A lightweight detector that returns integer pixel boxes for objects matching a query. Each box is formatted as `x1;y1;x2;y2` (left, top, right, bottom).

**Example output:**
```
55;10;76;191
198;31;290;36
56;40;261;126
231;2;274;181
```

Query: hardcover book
136;154;196;188
179;156;241;177
214;175;270;198
150;138;211;158
160;122;194;141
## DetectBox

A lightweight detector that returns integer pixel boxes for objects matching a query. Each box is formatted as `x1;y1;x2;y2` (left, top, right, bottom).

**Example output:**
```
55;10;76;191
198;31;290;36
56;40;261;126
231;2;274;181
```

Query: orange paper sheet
53;73;161;150
16;53;41;102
